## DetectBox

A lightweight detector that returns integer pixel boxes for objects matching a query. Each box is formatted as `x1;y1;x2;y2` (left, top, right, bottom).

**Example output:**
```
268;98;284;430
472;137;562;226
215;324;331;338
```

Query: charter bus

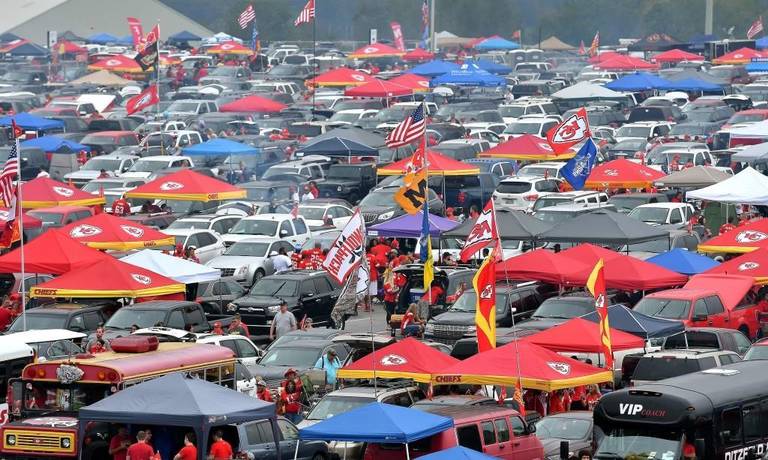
0;336;236;459
593;360;768;460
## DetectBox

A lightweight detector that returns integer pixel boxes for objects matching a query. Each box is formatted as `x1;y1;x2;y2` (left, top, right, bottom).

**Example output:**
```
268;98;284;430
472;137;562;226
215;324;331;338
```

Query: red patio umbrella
653;48;704;63
594;55;659;71
388;73;431;92
377;150;480;176
20;177;105;209
59;213;175;251
713;47;763;65
0;230;110;274
479;134;575;161
344;79;413;97
524;317;646;353
88;55;145;73
306;67;374;87
584;159;665;189
402;48;435;62
29;258;185;299
698;218;768;254
337;338;459;383
348;43;405;59
495;248;591;285
219;95;287;113
205;40;254;55
704;247;768;284
126;169;246;202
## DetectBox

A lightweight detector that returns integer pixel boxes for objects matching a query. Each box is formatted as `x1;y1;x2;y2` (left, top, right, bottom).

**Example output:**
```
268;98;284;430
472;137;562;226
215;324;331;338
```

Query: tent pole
343;442;347;460
406;443;411;460
293;438;300;460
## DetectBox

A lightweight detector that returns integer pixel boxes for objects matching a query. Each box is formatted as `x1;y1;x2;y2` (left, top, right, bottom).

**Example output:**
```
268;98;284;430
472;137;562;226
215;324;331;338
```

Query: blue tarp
169;30;202;42
605;72;670;91
474;37;520;50
300;136;378;157
430;64;505;87
408;60;460;77
299;402;453;443
21;135;90;153
369;210;460;238
116;35;135;46
419;447;498;460
182;138;259;156
646;248;720;275
746;61;768;73
0;113;65;131
757;37;768;49
659;77;723;92
471;58;512;75
87;33;119;44
581;304;684;339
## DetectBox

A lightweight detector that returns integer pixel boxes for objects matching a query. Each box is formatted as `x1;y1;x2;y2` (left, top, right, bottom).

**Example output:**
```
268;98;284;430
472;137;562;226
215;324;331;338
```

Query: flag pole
15;134;25;332
311;4;317;119
156;22;161;117
423;102;432;306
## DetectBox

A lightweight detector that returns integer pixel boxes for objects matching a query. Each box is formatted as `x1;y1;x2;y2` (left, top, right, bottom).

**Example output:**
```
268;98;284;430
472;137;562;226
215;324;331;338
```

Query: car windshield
299;207;326;220
535;209;583;225
628;207;669;224
26;211;63;225
249;278;298;296
306;395;375;420
7;313;66;333
230;219;278;236
517;166;555;178
329;112;361;123
611;140;647;152
82;180;125;193
632;356;702;381
729;113;766;124
745;345;768;360
129;160;166;173
497;181;532;194
80;135;115;145
533;196;570;211
499;106;526;118
224;242;270;257
449;291;510;314
82;158;122;171
145;134;174;147
359;190;395;207
504;122;543;135
682;111;715;123
245;187;274;201
616;126;651;138
105;309;168;330
263;167;298;179
268;65;299;77
622;239;670;254
535;417;592;441
373;107;409;122
259;347;320;366
533;298;593;319
595;428;681;460
209;67;237;76
168;220;209;230
329;166;362;179
633;298;690;320
609;196;652;212
167;102;199;113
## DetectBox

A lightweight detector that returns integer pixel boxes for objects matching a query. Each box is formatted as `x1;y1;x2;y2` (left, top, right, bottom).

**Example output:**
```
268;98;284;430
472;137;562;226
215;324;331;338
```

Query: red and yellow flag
586;259;613;370
474;248;497;353
588;31;600;57
513;381;526;416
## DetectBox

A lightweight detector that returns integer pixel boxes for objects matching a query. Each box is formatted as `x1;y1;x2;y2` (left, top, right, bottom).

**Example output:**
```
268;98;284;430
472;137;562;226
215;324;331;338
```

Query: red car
722;108;768;129
633;274;765;339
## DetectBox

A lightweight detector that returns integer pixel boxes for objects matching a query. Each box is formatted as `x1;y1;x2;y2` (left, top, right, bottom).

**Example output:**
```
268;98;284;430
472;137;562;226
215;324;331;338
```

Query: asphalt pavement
344;302;389;335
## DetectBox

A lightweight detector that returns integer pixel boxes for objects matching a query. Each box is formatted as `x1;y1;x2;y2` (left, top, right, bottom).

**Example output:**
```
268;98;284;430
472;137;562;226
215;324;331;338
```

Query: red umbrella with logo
125;169;246;202
59;213;175;251
344;79;413;97
479;134;575;161
698;218;768;254
306;68;374;87
20;177;105;209
584;159;665;189
388;73;431;92
88;55;145;73
402;48;435;62
348;43;405;59
0;230;110;274
205;40;254;56
704;248;768;284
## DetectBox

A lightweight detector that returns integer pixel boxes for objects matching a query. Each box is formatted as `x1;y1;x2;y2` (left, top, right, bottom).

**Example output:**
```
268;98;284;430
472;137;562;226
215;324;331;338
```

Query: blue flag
419;199;430;263
560;138;598;191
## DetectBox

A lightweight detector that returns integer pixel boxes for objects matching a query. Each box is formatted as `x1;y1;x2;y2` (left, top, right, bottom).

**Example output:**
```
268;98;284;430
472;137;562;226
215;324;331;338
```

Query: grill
4;430;75;454
219;268;236;277
362;213;378;224
432;324;469;340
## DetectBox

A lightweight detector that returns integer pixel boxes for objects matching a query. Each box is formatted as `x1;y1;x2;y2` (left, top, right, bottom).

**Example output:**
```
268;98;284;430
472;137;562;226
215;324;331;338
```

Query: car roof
86;130;135;136
242;213;293;221
264;269;327;279
633;203;689;209
536;203;609;212
162;228;214;236
642;349;734;358
269;338;335;349
137;155;190;161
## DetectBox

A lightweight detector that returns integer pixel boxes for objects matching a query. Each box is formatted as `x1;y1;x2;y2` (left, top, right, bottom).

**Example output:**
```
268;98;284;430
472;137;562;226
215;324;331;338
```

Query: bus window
0;358;32;404
456;425;483;452
743;404;762;443
720;408;743;447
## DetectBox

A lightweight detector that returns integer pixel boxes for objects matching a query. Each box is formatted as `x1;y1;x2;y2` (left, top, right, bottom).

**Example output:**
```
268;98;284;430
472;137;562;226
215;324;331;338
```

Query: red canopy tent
377;150;480;176
0;230;110;274
56;40;87;55
713;47;763;65
524;317;646;353
388;73;431;92
337;338;459;383
29;258;185;299
495;249;591;285
653;49;704;63
88;55;145;74
588;51;623;64
479;134;575;161
584;159;665;189
344;79;413;97
205;41;254;55
698;218;768;253
59;213;175;251
704;247;768;284
126;170;246;202
403;48;435;62
306;68;374;87
20;177;105;209
348;43;405;59
594;55;659;70
219;95;287;113
432;341;613;391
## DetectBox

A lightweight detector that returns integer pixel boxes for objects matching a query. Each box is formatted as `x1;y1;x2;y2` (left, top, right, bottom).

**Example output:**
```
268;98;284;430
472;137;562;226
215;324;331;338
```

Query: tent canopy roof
21;135;90;153
525;317;646;352
654;165;731;188
218;95;287;113
408;60;460;77
444;209;552;240
300;136;378;157
377;150;480;176
121;249;220;284
0;112;64;131
474;37;520;50
58;213;174;251
687;167;768;205
552;81;624;99
646;248;721;275
698;217;768;254
539;36;575;51
69;70;134;86
580;304;684;338
20;177;105;209
308;67;374;87
605;72;670;91
181;138;259;156
369;211;459;238
430;64;505;87
539;211;671;245
0;230;109;275
345;79;413;97
126;169;246;202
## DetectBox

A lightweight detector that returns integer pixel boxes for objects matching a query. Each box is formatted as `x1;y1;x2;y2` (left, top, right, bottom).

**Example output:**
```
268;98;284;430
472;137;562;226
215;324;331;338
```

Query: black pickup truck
316;163;377;204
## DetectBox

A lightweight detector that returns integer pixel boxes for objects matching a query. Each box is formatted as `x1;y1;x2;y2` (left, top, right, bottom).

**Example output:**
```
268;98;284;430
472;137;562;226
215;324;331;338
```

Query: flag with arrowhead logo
586;259;613;370
473;247;497;353
126;85;159;115
459;199;498;262
546;107;591;155
134;24;159;71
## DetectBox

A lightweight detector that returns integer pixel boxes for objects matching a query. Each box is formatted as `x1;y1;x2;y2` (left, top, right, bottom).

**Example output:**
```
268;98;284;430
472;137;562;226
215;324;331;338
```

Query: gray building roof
1;0;213;45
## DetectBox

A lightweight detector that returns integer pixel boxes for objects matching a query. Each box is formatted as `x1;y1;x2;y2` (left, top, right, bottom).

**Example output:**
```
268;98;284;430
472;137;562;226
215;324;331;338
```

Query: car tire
311;453;326;460
252;269;265;285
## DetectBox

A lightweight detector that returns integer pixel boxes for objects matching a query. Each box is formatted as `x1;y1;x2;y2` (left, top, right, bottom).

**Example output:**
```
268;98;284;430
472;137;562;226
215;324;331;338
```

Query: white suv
499;100;559;124
223;214;311;248
501;115;561;140
493;176;562;210
614;121;672;143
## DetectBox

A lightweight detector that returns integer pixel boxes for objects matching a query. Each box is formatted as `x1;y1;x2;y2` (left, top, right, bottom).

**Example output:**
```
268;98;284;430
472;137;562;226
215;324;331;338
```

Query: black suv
516;291;628;332
424;282;556;344
7;302;114;335
316;163;377;204
229;270;342;339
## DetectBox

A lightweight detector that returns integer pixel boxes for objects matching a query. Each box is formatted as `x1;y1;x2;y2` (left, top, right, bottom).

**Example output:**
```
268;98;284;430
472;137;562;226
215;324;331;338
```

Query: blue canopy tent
87;33;119;44
298;403;453;460
182;138;258;156
0;113;65;133
21;135;90;153
116;35;135;46
168;30;202;42
581;304;684;339
79;373;279;458
300;136;378;159
646;248;720;275
757;37;768;49
660;78;723;93
430;64;505;87
746;60;768;73
0;33;22;43
605;72;670;91
419;447;497;460
470;58;512;75
474;37;520;50
408;60;460;77
369;210;460;238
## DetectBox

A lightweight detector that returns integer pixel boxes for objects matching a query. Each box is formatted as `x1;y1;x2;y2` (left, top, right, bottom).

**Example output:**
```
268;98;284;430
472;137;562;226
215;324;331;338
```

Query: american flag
386;103;426;148
294;0;315;27
0;122;20;208
238;4;256;29
748;16;764;39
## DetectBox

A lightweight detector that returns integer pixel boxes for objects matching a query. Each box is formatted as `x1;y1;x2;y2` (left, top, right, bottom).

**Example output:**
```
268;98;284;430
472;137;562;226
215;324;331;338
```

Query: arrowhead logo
160;181;184;191
120;225;145;238
70;224;102;238
736;230;768;243
738;261;760;271
131;273;152;285
53;186;75;197
380;354;407;366
547;361;571;375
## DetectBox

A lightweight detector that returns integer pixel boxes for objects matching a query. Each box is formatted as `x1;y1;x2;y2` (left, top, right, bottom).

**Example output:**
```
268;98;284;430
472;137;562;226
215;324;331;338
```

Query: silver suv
631;349;741;386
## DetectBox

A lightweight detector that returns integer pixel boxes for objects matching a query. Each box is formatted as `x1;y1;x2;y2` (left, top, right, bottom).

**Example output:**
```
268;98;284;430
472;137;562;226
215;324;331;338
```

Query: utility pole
430;0;436;53
705;0;714;35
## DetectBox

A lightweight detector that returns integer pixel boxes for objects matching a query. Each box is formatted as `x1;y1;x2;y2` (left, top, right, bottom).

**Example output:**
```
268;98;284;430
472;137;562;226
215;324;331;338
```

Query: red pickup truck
633;274;765;339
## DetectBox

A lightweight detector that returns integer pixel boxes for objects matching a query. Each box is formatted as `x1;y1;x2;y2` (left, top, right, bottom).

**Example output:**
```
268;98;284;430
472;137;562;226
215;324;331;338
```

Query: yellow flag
394;168;427;214
423;235;434;290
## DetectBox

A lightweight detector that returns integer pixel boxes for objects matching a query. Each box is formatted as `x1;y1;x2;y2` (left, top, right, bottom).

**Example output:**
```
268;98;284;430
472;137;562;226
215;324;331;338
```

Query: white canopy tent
551;81;624;99
121;250;220;284
687;166;768;205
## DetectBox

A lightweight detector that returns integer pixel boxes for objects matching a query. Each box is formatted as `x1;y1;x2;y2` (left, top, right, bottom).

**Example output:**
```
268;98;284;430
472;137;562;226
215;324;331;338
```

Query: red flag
0;200;20;249
586;259;613;370
10;120;23;139
513;381;526;416
498;386;507;405
473;248;497;353
578;40;586;55
390;22;405;52
127;17;144;49
546;107;591;155
126;85;159;115
512;30;521;40
459;199;498;262
589;31;600;57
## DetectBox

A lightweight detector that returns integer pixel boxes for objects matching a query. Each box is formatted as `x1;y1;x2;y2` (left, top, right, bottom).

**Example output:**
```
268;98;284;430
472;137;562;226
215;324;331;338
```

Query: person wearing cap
269;301;297;341
280;369;303;424
255;379;272;402
314;348;342;390
227;314;250;337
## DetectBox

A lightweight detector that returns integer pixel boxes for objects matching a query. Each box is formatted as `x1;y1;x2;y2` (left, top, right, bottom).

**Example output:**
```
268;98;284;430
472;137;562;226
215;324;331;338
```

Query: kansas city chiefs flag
546;107;591;155
126;85;159;115
459;199;498;262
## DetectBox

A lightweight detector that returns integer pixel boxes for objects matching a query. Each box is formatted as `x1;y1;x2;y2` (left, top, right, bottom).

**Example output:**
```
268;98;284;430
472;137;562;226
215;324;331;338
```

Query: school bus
0;336;236;459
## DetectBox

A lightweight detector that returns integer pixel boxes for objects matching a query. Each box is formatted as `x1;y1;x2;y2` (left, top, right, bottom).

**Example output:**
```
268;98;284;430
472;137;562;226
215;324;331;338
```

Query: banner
134;24;159;71
127;17;144;49
394;168;427;214
390;22;405;51
474;249;497;352
126;85;159;115
546;107;590;155
586;259;613;370
459;199;498;262
322;209;366;284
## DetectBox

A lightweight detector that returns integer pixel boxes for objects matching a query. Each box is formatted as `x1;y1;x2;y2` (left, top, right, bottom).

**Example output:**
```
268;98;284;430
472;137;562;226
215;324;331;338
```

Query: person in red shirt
364;252;380;311
383;271;405;325
719;217;736;236
255;380;273;402
126;431;154;460
421;280;445;305
370;239;392;259
549;390;566;414
109;425;131;460
585;385;601;410
207;430;233;460
309;181;320;198
280;378;303;424
173;433;197;460
401;303;424;337
0;302;13;331
111;197;131;216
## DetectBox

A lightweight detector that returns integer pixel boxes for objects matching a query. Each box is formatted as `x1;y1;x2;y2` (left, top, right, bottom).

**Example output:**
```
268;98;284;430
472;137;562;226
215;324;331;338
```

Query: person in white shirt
289;185;300;203
272;247;293;273
300;185;314;202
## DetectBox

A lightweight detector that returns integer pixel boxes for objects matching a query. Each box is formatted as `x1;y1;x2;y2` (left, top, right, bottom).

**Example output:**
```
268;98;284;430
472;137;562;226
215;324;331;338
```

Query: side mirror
527;422;537;434
269;251;278;257
280;229;288;236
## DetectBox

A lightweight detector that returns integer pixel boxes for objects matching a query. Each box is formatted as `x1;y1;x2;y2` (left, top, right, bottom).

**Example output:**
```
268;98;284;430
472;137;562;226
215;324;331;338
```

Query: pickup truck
315;163;377;204
633;274;765;339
